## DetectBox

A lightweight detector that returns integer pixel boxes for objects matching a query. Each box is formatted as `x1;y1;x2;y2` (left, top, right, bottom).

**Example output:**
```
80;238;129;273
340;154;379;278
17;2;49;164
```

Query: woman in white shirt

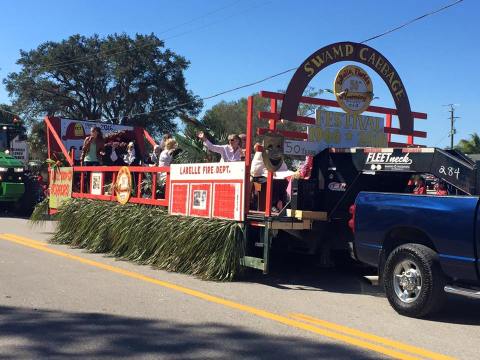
158;139;177;166
198;132;242;162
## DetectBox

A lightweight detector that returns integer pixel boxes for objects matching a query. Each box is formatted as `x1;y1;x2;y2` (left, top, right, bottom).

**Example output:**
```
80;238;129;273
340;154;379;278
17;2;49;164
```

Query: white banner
10;136;29;164
170;162;245;181
60;119;134;160
284;109;387;156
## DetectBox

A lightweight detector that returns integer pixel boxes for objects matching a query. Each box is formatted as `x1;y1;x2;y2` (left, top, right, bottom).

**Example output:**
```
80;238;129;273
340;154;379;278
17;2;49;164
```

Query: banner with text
284;109;387;156
49;167;73;209
60;119;134;160
169;162;245;221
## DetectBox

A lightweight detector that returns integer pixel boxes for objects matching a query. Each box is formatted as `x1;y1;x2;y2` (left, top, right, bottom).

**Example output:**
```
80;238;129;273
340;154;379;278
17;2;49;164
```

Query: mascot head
262;132;284;172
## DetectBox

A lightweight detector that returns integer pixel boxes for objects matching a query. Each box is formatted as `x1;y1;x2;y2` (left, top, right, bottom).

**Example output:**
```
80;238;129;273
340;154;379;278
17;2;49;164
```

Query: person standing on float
197;132;241;162
81;126;105;166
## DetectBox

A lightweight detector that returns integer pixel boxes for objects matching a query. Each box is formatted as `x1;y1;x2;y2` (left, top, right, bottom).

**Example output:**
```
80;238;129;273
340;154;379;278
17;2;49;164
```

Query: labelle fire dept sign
169;162;245;221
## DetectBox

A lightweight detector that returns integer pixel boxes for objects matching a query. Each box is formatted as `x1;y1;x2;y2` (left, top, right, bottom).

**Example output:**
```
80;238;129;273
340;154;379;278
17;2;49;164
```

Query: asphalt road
0;217;479;359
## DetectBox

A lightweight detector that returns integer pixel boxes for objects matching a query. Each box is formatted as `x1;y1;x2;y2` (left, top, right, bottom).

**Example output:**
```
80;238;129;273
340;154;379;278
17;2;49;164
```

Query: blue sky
0;0;477;147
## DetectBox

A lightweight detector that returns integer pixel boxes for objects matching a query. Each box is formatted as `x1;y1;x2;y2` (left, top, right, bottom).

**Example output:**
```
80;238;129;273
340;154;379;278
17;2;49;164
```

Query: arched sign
280;42;414;135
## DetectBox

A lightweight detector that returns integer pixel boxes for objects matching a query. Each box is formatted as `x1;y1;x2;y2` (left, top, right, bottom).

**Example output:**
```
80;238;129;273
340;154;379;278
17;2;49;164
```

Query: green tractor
0;122;44;215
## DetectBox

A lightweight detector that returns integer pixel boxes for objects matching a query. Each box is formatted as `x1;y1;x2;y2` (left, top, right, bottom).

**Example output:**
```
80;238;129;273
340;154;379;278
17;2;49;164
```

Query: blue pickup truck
354;192;480;317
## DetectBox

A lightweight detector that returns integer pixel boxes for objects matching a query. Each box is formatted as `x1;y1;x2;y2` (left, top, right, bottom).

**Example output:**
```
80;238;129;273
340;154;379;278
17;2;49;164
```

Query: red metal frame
254;90;428;216
258;91;428;147
44;90;428;219
73;165;170;207
244;96;254;214
44;116;74;166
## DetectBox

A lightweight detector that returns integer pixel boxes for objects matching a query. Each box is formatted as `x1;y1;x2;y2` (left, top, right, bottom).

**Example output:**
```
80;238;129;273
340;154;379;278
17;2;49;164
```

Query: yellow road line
3;233;48;246
0;233;450;360
289;313;454;360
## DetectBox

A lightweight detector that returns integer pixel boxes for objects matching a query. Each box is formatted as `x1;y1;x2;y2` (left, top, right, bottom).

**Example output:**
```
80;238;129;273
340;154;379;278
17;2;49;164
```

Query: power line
33;0;257;73
7;0;464;123
360;0;463;43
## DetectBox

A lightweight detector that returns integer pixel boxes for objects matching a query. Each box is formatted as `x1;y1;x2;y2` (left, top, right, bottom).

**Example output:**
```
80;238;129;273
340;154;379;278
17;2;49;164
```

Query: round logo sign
334;65;373;115
115;166;132;205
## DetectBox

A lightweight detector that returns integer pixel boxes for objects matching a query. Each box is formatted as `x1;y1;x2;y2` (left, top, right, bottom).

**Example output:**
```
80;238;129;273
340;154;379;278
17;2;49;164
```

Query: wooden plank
257;128;308;140
241;256;265;271
384;127;427;138
270;219;312;230
259;91;428;119
258;111;316;125
286;209;328;221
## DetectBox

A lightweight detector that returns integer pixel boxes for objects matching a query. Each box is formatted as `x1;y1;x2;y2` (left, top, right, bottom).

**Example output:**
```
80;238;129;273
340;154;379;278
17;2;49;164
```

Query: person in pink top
286;155;314;200
198;131;242;162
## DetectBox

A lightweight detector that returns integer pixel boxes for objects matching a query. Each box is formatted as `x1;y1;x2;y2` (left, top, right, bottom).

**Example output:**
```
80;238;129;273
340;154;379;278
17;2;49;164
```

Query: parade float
37;41;475;281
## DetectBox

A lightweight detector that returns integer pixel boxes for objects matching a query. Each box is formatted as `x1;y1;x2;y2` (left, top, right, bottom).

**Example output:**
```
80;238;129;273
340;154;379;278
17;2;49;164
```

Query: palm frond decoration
51;198;245;281
29;197;51;225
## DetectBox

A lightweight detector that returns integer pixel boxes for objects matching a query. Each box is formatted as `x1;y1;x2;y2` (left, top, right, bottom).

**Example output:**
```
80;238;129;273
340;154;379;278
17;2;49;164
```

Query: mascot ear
262;132;284;172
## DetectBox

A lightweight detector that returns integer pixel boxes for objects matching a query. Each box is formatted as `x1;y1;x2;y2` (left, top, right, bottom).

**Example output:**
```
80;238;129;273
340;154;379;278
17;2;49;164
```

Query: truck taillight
348;204;356;233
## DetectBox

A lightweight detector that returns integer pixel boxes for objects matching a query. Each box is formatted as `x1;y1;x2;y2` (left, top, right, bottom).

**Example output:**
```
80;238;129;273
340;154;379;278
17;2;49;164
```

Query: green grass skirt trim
30;198;50;225
50;198;245;281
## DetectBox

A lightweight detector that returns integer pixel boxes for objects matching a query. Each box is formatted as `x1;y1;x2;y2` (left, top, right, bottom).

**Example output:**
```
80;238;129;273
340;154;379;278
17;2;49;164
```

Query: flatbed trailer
242;146;480;274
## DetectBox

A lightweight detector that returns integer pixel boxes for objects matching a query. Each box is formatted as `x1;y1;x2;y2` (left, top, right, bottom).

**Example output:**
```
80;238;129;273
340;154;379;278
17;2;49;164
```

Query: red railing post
111;172;117;200
265;98;277;217
245;96;254;215
385;114;392;143
152;170;157;200
137;172;143;198
407;134;414;145
80;171;85;193
164;171;170;207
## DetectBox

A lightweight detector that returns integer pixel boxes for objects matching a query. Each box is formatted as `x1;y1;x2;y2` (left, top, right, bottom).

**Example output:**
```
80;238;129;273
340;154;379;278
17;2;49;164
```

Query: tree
0;104;16;123
4;33;202;135
455;133;480;154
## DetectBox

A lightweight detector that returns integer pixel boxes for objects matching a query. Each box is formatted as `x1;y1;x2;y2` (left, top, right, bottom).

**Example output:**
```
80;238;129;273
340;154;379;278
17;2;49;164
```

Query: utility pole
444;104;460;149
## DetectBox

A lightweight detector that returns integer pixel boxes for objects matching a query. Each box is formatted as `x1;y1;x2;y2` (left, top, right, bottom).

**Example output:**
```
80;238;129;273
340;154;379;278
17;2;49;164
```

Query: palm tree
455;133;480;154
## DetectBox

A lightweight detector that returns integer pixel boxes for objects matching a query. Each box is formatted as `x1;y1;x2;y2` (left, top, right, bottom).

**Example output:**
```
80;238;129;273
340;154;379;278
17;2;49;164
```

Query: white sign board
60;119;134;160
10;136;29;164
169;162;245;181
284;109;387;156
169;162;245;221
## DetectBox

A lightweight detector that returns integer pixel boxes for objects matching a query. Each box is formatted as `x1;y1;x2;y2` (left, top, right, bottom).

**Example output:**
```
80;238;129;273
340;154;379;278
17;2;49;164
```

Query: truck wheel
384;244;445;318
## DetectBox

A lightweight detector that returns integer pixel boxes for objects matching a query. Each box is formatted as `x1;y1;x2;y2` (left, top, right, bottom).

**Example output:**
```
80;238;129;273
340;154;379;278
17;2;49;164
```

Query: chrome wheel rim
393;260;422;303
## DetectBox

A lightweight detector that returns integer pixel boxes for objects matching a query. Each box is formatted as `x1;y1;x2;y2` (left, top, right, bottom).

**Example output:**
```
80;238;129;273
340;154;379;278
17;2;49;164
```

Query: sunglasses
228;139;236;142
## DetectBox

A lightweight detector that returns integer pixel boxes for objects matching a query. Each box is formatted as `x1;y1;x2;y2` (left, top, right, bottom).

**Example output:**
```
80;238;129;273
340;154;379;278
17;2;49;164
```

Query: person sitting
239;133;247;160
413;177;427;195
158;139;177;166
249;143;291;213
148;145;161;165
436;181;449;196
198;131;241;162
124;142;140;166
250;143;266;178
160;133;173;150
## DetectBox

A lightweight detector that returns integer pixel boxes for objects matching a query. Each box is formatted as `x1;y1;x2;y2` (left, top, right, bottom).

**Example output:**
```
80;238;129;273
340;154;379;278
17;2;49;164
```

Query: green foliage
28;120;47;162
4;33;202;135
29;197;51;225
455;133;480;154
0;104;16;123
51;199;245;281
